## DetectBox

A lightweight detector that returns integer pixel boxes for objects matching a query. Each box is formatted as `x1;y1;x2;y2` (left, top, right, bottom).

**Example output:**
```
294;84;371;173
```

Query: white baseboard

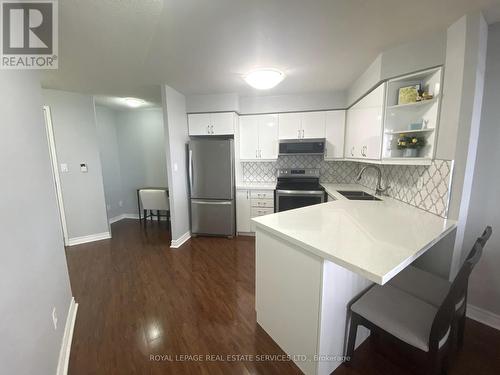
67;232;111;246
171;231;191;248
57;297;78;375
237;232;255;237
109;214;127;224
467;303;500;330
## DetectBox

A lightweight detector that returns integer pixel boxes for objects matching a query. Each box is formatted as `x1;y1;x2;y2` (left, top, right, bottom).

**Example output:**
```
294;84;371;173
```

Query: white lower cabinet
250;206;274;232
236;189;275;234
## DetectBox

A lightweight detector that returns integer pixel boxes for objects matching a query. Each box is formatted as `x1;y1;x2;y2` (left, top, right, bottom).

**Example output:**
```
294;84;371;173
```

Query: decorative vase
404;148;419;157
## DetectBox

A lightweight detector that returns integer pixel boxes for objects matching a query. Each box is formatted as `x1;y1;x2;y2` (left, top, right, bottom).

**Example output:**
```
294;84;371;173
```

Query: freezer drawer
191;199;235;236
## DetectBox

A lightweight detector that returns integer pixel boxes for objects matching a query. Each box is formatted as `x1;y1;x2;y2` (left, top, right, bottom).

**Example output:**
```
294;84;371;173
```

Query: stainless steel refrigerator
188;138;235;237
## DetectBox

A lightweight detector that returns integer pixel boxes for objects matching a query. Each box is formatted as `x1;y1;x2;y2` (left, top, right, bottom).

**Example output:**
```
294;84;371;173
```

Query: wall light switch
60;163;68;173
174;163;178;172
80;163;88;173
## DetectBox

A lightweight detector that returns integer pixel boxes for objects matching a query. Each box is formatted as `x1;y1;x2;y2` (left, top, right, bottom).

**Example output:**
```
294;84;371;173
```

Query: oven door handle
275;190;325;196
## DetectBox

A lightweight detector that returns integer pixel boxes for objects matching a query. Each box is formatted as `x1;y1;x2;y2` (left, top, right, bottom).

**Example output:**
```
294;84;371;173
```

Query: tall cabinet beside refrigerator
188;138;235;237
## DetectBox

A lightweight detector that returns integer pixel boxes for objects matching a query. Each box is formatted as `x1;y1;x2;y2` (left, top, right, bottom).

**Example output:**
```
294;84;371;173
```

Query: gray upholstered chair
388;226;492;348
346;227;492;375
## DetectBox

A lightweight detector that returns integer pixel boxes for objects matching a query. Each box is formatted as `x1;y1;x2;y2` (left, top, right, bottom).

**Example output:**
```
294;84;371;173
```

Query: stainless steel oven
274;168;326;212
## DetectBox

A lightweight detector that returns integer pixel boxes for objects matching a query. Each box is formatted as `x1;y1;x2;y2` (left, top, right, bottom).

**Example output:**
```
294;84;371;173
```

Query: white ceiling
42;0;500;104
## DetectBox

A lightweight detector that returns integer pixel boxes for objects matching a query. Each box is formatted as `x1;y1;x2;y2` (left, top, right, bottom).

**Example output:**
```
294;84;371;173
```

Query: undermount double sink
337;190;381;201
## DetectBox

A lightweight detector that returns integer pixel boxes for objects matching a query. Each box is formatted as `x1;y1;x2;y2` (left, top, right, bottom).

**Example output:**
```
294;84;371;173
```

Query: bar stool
388;226;492;348
138;189;170;224
346;227;491;375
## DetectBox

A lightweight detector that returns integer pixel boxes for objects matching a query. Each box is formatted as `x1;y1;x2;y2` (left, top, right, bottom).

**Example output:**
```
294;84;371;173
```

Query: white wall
186;91;346;114
347;31;446;106
115;108;168;215
438;13;488;279
380;31;446;81
347;54;383;106
239;91;346;114
95;107;168;219
0;71;73;375
186;93;239;113
162;85;191;243
43;89;110;240
463;22;500;322
95;106;124;220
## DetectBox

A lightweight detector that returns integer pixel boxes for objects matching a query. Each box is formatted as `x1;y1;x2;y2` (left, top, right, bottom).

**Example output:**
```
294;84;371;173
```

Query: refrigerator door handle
188;148;194;193
191;199;232;205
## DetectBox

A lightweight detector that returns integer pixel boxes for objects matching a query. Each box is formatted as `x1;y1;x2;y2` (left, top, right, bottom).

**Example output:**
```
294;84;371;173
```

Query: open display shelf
382;67;443;163
386;96;439;110
384;128;435;135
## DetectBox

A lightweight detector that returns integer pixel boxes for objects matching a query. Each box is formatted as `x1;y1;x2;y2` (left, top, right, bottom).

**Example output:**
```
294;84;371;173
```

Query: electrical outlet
52;307;58;330
106;204;111;211
119;201;123;207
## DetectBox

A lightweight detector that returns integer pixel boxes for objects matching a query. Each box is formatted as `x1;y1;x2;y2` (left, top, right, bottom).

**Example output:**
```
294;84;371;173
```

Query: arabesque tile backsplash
241;156;453;218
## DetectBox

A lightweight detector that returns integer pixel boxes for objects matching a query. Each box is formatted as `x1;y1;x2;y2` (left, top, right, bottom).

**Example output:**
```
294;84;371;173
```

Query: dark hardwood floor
66;220;500;375
66;220;302;375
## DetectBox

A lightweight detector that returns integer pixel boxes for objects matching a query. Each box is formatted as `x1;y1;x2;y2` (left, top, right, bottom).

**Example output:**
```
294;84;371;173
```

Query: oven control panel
277;168;320;178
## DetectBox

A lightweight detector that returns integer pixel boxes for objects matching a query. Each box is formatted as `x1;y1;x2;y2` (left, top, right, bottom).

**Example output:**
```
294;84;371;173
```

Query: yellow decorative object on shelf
398;84;420;104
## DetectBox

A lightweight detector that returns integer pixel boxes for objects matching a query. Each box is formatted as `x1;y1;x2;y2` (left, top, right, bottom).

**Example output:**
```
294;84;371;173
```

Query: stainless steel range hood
278;138;326;155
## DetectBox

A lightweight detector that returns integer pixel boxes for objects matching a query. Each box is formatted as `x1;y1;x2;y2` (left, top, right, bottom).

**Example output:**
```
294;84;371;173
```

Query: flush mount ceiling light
123;97;146;108
244;68;285;90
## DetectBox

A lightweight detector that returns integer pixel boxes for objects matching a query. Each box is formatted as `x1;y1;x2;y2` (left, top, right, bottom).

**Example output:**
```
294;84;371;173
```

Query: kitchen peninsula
253;185;457;375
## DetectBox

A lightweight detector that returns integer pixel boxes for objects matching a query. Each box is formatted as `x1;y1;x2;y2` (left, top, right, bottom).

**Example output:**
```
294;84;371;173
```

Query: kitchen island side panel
255;229;323;375
317;260;373;375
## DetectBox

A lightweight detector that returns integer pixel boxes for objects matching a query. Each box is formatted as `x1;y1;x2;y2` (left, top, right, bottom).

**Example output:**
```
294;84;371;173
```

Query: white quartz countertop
236;182;276;190
253;184;457;285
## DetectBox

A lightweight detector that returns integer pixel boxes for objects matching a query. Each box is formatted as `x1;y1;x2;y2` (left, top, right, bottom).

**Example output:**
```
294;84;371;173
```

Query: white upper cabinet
188;113;211;136
301;111;326;139
278;113;302;139
258;115;279;159
278;112;326;140
324;110;346;159
211;112;235;135
344;83;385;161
239;114;278;160
239;115;260;160
188;112;236;136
